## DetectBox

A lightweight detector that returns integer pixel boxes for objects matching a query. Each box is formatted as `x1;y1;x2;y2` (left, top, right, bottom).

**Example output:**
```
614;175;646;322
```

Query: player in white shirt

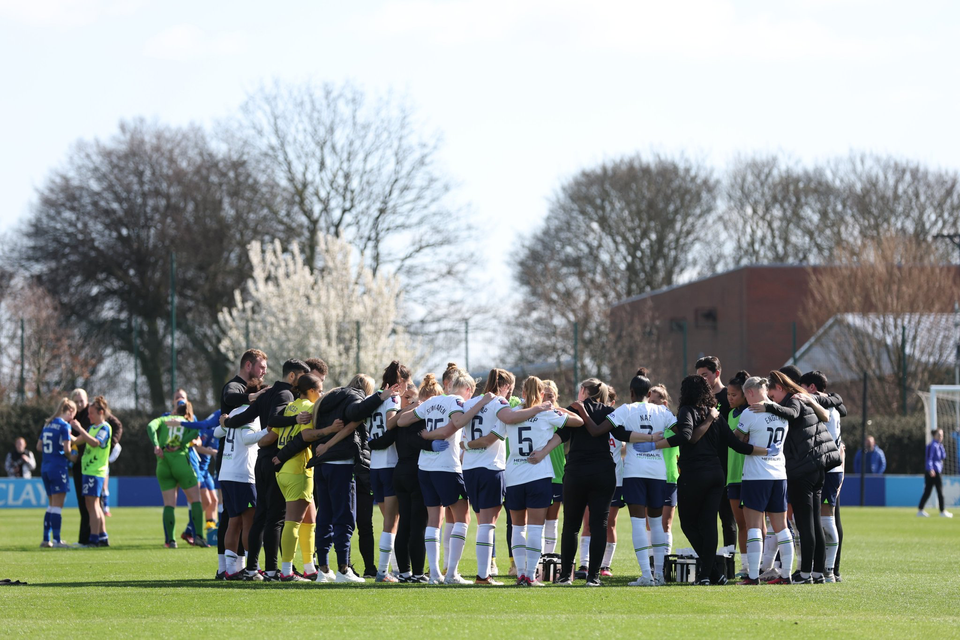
735;376;790;585
605;371;678;586
366;361;413;583
397;368;494;584
452;368;553;585
507;376;584;586
214;403;270;580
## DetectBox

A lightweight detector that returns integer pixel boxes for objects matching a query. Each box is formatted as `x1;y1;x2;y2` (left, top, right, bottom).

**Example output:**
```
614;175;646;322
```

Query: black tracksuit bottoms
677;465;725;583
393;463;427;575
246;454;286;572
560;465;617;580
788;468;825;575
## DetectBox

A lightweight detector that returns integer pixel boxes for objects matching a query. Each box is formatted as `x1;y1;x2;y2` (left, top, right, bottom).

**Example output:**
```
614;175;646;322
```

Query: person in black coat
749;370;834;583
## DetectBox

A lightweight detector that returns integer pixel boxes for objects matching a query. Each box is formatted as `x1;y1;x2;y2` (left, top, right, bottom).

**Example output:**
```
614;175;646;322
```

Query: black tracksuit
665;405;753;583
72;407;122;544
557;399;617;581
224;380;296;573
713;388;737;548
371;419;433;576
769;394;840;576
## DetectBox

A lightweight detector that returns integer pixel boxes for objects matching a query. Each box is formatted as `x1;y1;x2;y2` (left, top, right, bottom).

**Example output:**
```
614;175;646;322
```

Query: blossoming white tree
218;235;419;386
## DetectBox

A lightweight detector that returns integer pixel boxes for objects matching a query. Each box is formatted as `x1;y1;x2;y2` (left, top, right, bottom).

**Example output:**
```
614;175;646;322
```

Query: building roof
790;313;958;382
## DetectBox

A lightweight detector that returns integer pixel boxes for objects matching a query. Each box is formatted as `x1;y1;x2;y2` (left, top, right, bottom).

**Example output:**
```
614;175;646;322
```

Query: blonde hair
70;388;87;405
448;369;476;396
347;374;376;397
542;379;560;408
521;376;545;410
47;397;77;423
579;378;609;405
419;373;443;400
647;384;671;409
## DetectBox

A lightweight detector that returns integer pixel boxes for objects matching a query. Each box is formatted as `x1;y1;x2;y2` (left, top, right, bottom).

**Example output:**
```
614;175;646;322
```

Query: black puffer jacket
767;394;841;477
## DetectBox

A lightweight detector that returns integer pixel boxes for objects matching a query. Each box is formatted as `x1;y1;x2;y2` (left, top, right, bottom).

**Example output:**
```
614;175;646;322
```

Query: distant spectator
853;436;887;474
5;437;37;478
918;429;953;518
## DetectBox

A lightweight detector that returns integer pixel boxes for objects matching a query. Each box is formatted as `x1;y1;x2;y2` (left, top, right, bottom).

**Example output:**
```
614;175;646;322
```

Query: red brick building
609;265;828;384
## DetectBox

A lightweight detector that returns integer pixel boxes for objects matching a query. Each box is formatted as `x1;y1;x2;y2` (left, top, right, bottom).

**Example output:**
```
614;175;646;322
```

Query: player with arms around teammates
72;396;113;547
37;398;79;548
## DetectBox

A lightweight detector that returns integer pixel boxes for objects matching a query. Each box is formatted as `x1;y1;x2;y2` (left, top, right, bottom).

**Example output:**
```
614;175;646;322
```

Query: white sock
304;561;316;574
822;515;839;573
425;526;442;578
650;524;667;575
447;522;468;576
224;550;238;574
389;552;398;573
512;526;528;578
543;519;559;554
631;518;652;578
281;561;292;576
442;523;453;571
666;530;673;554
378;532;395;574
525;524;543;581
601;542;616;568
476;524;495;580
580;536;591;567
218;553;227;572
761;527;777;570
739;552;748;573
776;529;794;579
746;528;762;580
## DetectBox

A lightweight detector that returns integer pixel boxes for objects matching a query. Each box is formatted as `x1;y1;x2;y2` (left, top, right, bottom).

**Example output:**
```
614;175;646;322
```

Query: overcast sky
2;0;959;366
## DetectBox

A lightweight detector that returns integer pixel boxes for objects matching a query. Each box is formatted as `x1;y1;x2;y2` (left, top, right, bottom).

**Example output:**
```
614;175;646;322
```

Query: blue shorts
41;467;70;496
611;486;625;509
727;482;742;501
552;482;563;503
822;472;843;507
371;467;396;503
81;475;105;498
464;467;505;511
741;479;788;513
418;469;467;508
199;470;216;491
664;483;678;507
221;480;257;518
505;477;554;511
623;477;668;508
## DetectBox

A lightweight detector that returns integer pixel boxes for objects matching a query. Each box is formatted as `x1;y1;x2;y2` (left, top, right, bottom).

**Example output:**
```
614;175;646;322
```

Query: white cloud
142;23;247;61
0;0;145;28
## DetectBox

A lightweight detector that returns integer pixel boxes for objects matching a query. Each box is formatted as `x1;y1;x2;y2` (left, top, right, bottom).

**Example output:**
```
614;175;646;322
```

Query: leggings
718;485;737;547
834;501;843;575
677;465;725;583
394;464;427;575
354;464;375;575
788;468;825;575
246;454;286;572
560;464;617;580
919;471;945;512
72;456;90;544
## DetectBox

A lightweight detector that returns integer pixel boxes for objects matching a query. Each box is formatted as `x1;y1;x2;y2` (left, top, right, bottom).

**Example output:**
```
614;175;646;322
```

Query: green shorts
156;453;198;491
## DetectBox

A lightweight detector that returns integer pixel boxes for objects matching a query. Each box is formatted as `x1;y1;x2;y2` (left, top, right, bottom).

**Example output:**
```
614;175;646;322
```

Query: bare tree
802;235;960;414
18;119;276;410
236;81;476;344
506;153;718;383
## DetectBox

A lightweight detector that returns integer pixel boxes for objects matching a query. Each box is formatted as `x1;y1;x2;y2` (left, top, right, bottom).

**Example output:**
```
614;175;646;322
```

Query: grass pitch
0;506;956;638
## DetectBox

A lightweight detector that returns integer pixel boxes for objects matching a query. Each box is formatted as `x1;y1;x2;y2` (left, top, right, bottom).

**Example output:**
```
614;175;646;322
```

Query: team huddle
34;350;846;587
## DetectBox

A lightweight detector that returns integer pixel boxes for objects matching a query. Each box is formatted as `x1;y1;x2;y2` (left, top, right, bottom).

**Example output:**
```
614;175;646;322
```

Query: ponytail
483;368;516;395
382;360;411;389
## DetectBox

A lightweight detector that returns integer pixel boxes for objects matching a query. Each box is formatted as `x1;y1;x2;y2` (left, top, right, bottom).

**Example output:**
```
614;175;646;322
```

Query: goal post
918;385;960;476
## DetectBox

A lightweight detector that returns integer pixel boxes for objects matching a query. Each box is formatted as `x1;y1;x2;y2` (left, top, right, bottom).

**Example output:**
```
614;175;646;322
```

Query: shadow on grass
29;579;496;590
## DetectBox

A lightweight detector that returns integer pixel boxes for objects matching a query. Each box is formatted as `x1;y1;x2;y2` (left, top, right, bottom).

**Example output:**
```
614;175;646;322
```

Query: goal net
918;385;960;476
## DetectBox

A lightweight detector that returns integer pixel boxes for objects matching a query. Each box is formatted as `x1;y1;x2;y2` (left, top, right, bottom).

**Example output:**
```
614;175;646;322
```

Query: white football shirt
824;407;842;474
415;395;466;473
505;409;567;487
736;409;788;481
607;402;678;481
367;394;400;470
219;406;260;484
461;396;509;471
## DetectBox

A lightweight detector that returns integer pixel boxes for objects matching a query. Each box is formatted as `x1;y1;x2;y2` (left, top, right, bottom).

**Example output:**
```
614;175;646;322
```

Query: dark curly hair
678;375;716;413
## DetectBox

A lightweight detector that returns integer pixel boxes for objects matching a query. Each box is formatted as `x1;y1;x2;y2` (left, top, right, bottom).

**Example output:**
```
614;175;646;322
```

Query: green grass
0;506;957;638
